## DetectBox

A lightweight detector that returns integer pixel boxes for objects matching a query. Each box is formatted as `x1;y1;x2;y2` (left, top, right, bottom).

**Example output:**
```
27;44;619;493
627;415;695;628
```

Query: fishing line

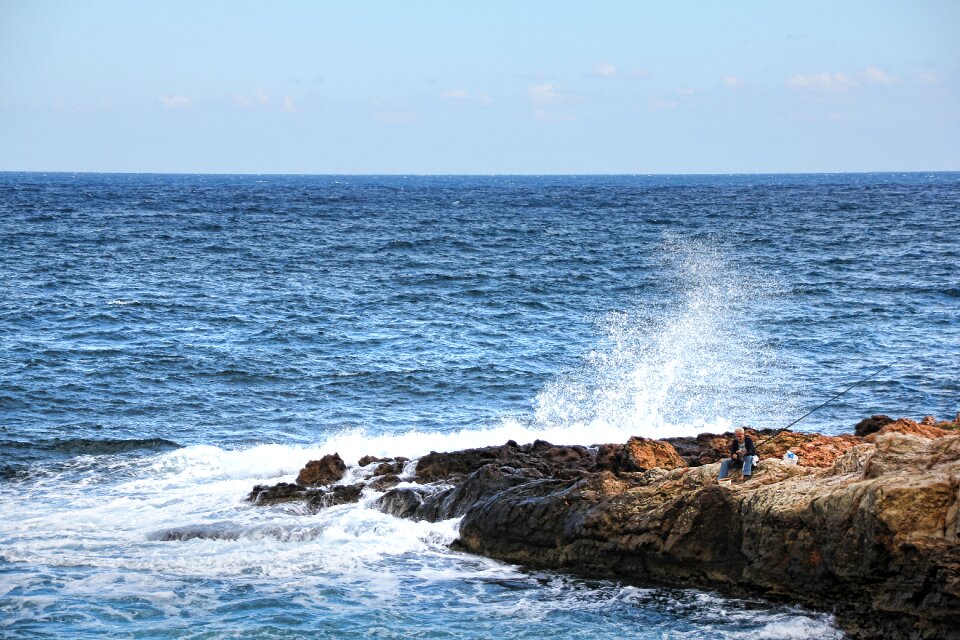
756;358;900;449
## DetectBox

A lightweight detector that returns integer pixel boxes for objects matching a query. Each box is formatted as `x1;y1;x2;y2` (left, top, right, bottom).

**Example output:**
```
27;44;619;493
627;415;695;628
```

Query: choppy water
1;172;958;638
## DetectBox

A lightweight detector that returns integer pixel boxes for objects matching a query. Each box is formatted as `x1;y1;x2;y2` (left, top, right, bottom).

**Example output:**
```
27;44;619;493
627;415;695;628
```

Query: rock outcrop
855;414;895;437
456;431;960;639
247;414;960;639
296;453;347;486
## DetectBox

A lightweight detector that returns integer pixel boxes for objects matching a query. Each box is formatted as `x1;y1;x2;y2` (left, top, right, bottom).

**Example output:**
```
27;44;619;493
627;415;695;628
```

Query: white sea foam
534;237;794;439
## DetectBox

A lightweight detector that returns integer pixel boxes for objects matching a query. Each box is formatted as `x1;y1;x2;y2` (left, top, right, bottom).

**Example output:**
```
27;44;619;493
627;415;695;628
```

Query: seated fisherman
719;427;757;480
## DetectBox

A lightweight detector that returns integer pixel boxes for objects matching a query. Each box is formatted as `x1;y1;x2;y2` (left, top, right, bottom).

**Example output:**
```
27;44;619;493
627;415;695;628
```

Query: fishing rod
755;358;900;449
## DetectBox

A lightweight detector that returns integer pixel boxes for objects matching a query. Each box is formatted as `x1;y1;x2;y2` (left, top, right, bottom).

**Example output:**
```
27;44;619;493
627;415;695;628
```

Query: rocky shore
248;414;960;640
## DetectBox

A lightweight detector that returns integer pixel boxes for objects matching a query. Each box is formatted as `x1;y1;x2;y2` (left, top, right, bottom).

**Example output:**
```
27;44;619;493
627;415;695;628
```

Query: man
718;427;756;481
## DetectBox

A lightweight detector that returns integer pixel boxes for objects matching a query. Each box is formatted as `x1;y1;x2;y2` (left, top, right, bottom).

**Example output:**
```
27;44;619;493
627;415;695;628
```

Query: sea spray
534;237;798;440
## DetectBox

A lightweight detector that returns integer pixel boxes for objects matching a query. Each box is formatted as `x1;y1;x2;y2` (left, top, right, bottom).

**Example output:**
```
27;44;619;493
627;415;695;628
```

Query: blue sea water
0;172;957;638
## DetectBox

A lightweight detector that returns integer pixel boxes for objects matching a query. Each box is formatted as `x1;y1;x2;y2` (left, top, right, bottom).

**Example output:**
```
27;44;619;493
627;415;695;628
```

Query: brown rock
374;460;404;475
755;431;861;467
306;483;363;509
246;481;363;511
457;431;960;640
622;436;685;470
369;473;402;491
296;453;347;487
245;414;960;638
414;444;516;482
594;438;684;473
854;414;894;437
867;417;951;441
247;481;305;504
358;455;386;466
414;440;594;483
593;443;622;470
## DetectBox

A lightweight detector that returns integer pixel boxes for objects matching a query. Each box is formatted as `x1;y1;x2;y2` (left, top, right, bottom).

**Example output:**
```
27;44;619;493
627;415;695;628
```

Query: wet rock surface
247;414;960;639
296;453;347;486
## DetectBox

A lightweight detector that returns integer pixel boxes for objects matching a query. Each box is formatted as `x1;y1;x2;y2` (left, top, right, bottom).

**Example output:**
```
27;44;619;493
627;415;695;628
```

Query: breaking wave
534;237;798;440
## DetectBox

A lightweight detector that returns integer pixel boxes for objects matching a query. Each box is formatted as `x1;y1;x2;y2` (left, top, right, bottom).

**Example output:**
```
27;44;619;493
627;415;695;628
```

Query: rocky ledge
247;414;960;640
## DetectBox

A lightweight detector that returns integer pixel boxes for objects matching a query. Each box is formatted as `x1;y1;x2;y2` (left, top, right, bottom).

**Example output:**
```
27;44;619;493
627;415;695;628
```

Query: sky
0;0;958;174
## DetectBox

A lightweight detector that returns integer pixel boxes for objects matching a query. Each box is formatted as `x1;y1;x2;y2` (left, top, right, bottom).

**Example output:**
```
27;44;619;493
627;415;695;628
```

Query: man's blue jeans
719;455;754;479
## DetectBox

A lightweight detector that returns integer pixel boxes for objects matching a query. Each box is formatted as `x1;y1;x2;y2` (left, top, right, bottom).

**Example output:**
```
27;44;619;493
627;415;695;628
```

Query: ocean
1;172;957;638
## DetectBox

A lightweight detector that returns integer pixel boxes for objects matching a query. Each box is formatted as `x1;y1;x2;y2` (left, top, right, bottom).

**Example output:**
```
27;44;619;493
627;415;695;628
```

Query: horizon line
2;169;958;178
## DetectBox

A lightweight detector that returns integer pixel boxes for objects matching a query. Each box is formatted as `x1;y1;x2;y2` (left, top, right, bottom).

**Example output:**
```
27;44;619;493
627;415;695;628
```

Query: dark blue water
1;172;957;639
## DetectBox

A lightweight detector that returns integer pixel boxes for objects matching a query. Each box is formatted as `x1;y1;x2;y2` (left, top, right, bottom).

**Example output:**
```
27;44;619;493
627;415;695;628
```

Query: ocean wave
0;437;181;457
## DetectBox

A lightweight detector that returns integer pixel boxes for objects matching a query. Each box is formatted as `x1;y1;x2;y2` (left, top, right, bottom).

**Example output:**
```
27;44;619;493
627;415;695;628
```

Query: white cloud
441;89;469;101
231;89;302;112
721;75;745;90
787;72;858;93
233;89;272;108
591;63;649;79
593;62;617;78
863;66;898;85
528;82;560;103
439;89;493;106
160;95;191;110
917;70;940;85
788;66;901;93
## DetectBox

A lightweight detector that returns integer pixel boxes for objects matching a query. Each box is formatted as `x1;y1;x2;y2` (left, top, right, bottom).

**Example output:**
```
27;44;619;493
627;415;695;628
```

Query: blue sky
1;0;957;173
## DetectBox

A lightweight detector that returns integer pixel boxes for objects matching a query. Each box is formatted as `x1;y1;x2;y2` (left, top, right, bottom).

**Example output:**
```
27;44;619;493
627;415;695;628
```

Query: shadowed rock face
247;481;363;511
246;415;960;640
855;414;895;437
455;431;960;640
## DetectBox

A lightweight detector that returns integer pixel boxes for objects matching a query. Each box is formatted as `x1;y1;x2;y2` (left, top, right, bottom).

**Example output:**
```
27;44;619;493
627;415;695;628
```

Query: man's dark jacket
729;435;757;460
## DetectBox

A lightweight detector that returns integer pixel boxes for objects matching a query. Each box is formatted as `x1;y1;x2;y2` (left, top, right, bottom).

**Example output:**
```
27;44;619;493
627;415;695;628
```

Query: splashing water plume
534;238;795;440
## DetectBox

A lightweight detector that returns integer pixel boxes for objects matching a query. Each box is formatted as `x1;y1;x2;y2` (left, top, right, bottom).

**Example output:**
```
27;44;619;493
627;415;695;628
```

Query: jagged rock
855;414;895;436
247;481;363;510
595;437;684;472
244;414;960;639
297;453;347;486
456;431;960;640
374;460;404;475
374;486;436;519
755;431;861;467
414;442;523;482
306;483;363;509
248;482;305;504
368;473;401;491
414;464;534;521
868;417;952;441
414;440;594;483
358;455;409;467
666;429;859;468
623;436;684;470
